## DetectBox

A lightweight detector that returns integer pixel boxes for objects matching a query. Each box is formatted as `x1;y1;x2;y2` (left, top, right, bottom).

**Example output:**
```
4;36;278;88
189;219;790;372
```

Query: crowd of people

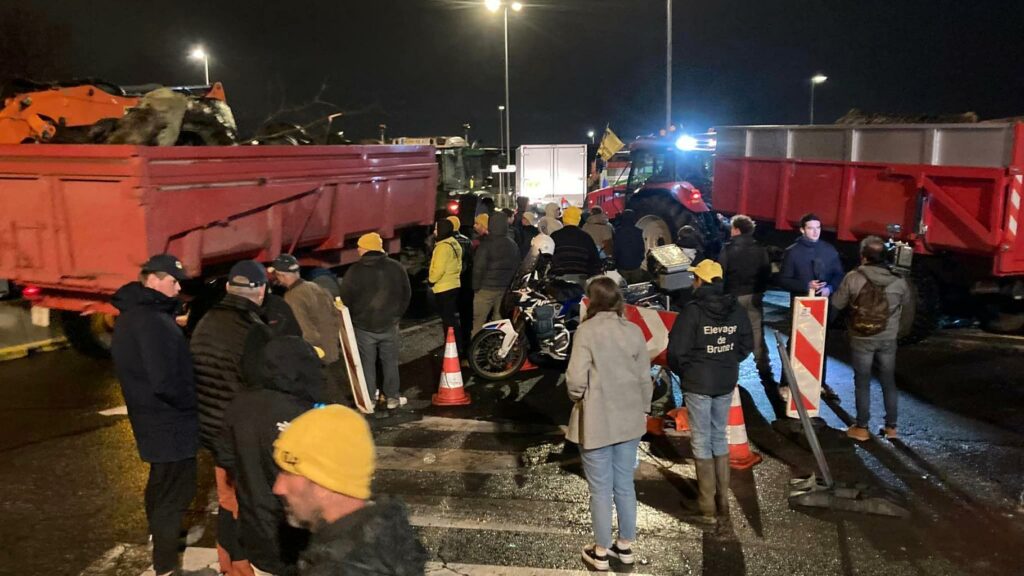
109;202;911;574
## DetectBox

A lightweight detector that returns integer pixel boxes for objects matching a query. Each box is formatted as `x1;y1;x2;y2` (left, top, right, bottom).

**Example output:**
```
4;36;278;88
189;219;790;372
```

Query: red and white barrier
783;296;828;418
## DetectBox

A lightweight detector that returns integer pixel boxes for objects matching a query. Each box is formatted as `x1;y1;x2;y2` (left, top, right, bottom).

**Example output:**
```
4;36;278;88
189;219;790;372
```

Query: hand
818;286;832;297
808;280;825;291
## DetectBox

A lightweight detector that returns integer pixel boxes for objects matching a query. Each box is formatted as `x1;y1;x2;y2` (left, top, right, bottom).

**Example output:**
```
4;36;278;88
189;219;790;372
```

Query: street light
498;105;506;195
190;47;210;86
809;73;828;124
587;130;595;145
484;0;521;198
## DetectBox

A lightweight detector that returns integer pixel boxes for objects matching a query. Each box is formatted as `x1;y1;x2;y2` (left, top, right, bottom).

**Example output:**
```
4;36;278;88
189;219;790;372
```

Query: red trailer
0;144;437;352
712;122;1024;338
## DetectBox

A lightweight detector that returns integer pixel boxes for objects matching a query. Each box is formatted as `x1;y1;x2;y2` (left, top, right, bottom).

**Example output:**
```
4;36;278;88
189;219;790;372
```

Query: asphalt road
1;301;1023;576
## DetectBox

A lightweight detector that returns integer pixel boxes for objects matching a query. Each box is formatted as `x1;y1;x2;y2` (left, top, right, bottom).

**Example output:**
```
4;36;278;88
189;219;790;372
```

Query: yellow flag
597;126;625;162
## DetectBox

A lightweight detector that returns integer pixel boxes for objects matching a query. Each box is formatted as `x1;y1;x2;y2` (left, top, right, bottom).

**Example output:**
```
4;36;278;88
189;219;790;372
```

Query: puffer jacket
429;236;463;294
473;211;521;290
189;293;266;450
299;498;427;576
537;202;564;236
582;212;614;255
550;225;602;277
340;251;411;333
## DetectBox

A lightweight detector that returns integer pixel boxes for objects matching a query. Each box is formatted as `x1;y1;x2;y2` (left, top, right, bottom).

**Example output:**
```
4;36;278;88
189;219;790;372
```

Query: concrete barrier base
0;301;67;361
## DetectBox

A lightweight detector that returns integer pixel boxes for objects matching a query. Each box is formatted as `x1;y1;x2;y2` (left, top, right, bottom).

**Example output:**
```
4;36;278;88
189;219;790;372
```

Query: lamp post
666;0;672;129
486;0;521;196
809;73;828;124
587;130;595;145
190;47;210;85
498;105;506;195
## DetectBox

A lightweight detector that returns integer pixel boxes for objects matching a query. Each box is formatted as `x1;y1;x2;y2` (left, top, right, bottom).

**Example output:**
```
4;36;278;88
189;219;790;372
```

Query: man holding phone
778;213;845;400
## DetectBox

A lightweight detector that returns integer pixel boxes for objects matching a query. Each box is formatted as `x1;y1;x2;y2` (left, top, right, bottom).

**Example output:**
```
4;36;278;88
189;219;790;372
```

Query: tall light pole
809;73;828;124
498;105;506;195
666;0;672;129
486;0;521;196
587;130;595;145
190;47;210;85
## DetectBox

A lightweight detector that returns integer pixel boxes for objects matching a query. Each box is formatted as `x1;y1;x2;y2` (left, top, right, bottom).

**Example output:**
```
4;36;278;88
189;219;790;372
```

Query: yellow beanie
357;232;384;252
273;405;375;499
446;216;461;230
562;206;582;226
474;213;489;228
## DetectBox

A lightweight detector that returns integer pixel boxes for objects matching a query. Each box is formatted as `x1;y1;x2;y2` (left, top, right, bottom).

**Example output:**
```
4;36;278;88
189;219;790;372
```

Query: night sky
3;0;1023;145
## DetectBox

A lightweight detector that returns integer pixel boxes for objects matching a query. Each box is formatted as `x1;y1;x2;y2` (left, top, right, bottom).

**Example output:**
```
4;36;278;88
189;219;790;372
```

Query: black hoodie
339;250;412;333
666;281;754;397
111;282;199;463
613;210;645;270
216;336;326;575
473;211;521;290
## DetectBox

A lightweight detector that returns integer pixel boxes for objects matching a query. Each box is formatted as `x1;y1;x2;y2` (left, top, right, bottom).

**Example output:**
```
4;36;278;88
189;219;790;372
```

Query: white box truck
516;144;588;207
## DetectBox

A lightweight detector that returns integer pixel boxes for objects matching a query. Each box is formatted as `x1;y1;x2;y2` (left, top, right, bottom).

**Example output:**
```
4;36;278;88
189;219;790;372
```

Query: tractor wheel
61;311;115;358
627;191;694;241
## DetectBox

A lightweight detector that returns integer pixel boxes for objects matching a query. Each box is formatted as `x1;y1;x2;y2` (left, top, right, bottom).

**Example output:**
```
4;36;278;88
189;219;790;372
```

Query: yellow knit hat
273;405;375;499
446;216;461;230
357;232;384;252
562;206;582;226
474;213;489;228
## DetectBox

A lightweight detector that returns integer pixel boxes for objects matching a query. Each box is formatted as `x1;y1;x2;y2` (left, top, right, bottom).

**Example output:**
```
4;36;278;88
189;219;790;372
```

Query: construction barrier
783;295;828;418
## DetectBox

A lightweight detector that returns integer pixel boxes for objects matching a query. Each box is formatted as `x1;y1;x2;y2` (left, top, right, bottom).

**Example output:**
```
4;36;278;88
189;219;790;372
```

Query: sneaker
846;426;870;442
386;396;408;410
606;542;634;565
581;545;610;571
880;426;898;439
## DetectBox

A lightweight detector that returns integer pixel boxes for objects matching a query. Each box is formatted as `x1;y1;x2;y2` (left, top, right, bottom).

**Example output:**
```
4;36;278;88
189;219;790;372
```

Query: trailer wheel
61;311;115;358
898;274;941;345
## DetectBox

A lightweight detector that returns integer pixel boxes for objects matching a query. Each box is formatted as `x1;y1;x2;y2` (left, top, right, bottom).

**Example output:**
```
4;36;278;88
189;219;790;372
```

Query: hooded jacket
216;336;325;576
550;224;602;277
111;282;199;463
518;224;540;259
298;498;427;576
719;234;771;296
537;202;564;236
429;220;463;294
189;293;266;450
613;210;645;270
582;212;614;255
340;251;412;333
831;264;912;341
473;211;521;290
666;282;754;397
778;236;845;296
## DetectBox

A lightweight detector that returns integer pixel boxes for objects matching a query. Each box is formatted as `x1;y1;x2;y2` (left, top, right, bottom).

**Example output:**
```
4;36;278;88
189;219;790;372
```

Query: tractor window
627;148;670;190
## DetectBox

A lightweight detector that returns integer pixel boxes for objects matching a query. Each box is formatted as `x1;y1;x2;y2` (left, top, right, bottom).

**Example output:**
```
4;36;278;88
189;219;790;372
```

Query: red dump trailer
0;144;437;353
712;122;1024;338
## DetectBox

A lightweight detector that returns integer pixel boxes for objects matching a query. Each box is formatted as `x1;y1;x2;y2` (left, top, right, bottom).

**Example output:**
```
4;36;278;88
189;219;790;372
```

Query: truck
0;143;437;356
711;122;1024;339
517;144;588;207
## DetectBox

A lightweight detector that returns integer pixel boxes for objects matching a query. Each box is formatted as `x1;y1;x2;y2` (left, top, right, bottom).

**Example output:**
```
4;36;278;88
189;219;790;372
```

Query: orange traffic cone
726;385;762;470
432;327;471;406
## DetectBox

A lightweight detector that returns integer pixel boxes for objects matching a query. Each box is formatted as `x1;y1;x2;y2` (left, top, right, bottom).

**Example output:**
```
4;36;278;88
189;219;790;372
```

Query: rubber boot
713;455;731;517
693;458;718;524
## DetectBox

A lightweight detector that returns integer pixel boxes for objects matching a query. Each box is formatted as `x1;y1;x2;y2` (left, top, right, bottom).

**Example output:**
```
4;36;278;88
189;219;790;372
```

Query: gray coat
566;311;653;450
832;264;912;341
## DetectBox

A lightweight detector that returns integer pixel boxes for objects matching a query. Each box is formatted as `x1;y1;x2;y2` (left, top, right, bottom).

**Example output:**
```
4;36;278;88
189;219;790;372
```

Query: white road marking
425;561;654;575
98;405;128;417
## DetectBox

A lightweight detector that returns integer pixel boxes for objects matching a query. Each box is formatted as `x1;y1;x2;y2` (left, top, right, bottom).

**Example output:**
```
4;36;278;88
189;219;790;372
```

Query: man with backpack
831;236;912;441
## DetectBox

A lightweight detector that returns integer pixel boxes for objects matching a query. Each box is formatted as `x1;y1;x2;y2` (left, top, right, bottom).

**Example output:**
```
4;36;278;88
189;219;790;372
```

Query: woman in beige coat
566;277;653;571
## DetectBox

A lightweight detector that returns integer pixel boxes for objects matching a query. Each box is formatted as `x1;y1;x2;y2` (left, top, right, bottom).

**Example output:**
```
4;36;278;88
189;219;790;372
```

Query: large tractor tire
627;191;694;242
898;273;941;345
61;311;115;358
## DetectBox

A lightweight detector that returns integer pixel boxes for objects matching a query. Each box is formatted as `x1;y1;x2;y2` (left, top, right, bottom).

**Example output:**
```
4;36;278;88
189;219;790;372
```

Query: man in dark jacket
472;210;520;333
217;336;326;575
340;232;412;411
718;215;781;415
111;254;199;576
550;206;602;280
831;236;912;442
272;405;427;576
777;213;844;399
666;260;752;523
189;260;269;574
613;209;647;285
517;211;541;259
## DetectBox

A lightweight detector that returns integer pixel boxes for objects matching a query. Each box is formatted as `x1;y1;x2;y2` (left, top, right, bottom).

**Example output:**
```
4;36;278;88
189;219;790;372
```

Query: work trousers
684;392;732;460
145;458;197;575
434;288;464;357
579;437;641;549
473;288;506;334
215;466;255;576
850;337;899;428
355;325;402;400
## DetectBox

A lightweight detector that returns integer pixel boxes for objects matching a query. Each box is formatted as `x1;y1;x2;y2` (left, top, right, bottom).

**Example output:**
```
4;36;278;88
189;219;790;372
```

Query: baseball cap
273;405;375;499
141;254;187;281
269;254;300;273
227;259;268;287
688;259;724;284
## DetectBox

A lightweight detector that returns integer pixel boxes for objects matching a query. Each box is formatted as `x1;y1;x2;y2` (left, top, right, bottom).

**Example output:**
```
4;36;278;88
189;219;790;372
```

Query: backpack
848;271;891;336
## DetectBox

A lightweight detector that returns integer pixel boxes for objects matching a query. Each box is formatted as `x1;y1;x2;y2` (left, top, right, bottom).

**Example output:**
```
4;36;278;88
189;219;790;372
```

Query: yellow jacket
429;236;462;294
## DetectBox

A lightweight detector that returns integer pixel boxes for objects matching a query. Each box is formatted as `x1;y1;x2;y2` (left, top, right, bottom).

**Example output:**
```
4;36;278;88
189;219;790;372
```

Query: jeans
850;337;898;428
684;391;732;459
580;438;641;549
355;325;401;400
473;288;506;334
145;458;197;574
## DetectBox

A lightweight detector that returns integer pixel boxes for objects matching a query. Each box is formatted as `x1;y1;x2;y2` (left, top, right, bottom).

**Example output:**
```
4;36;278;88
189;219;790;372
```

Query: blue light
675;135;698;151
